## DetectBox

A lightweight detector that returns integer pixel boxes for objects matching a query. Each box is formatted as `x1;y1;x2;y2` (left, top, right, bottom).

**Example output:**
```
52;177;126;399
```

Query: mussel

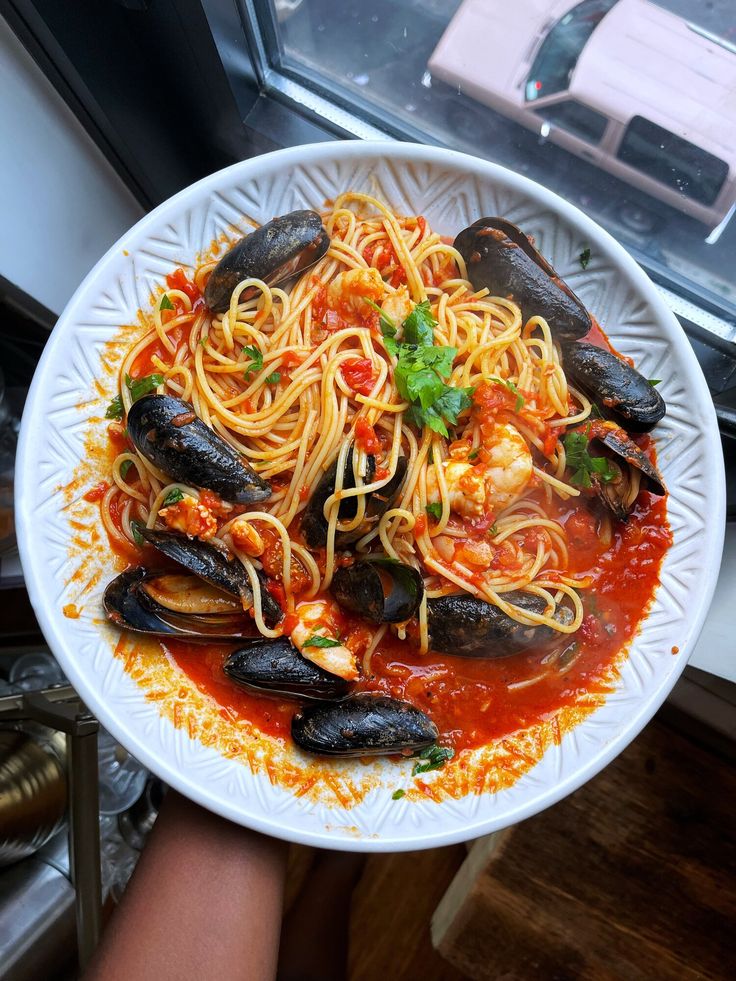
223;637;352;701
104;529;282;637
291;694;438;757
585;419;666;520
301;448;407;550
454;218;591;340
204;210;330;313
104;568;253;639
331;559;424;623
127;394;271;504
561;342;666;433
427;591;574;659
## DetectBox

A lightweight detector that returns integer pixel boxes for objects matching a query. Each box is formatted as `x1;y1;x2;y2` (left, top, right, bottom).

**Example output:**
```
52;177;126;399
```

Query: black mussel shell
587;420;666;520
223;638;352;701
291;695;438;757
331;559;424;623
204;210;330;313
454;217;591;340
562;342;666;433
302;449;407;550
127;394;271;504
141;528;283;627
427;591;574;659
103;568;252;640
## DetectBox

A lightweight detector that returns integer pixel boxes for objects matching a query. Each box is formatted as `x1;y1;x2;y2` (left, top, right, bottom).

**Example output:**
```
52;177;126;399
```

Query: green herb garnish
425;502;442;521
265;372;281;385
302;635;342;649
105;395;123;420
590;402;603;419
126;372;164;403
579;247;591;270
120;459;133;480
130;520;145;547
488;375;524;412
564;431;617;489
412;745;454;775
365;299;398;354
392;789;406;800
648;378;661;387
468;448;480;461
242;345;264;379
402;299;435;346
199;335;208;348
159;294;175;311
488;522;498;536
162;487;184;507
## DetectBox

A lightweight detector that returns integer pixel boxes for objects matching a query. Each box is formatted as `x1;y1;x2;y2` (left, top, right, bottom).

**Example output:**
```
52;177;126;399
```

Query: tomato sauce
102;267;672;757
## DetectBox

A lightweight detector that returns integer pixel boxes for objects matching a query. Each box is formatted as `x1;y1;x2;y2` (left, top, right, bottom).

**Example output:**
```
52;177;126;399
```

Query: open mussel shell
292;694;438;757
454;217;591;340
301;448;407;550
427;591;574;659
332;559;424;623
204;210;330;313
103;568;253;640
587;419;666;520
223;638;352;701
128;394;271;504
562;342;666;433
141;528;283;627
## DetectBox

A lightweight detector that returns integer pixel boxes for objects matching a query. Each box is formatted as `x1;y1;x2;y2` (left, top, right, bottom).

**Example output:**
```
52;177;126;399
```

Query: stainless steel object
0;831;75;981
0;727;67;864
0;685;101;971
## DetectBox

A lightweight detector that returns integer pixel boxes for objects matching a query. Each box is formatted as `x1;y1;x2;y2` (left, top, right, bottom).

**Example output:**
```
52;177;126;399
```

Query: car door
529;97;609;166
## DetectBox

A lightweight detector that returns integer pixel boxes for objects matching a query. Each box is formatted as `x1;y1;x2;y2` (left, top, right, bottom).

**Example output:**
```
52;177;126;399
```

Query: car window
525;0;619;102
617;116;729;207
534;100;608;144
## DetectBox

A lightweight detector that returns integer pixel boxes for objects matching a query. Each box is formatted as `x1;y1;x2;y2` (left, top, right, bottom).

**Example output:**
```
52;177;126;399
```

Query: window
534;101;608;144
525;0;619;102
617;116;728;207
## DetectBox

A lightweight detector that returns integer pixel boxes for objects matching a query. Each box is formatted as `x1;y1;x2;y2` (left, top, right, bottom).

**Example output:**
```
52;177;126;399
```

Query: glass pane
269;0;736;319
534;101;609;144
617;116;729;207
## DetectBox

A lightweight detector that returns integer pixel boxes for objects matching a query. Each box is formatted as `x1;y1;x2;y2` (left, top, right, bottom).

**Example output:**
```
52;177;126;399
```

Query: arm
86;791;286;981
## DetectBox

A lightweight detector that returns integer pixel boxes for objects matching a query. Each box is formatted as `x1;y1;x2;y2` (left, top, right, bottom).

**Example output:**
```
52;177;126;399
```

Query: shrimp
427;423;533;518
381;285;413;327
159;494;217;540
289;600;358;681
327;267;384;319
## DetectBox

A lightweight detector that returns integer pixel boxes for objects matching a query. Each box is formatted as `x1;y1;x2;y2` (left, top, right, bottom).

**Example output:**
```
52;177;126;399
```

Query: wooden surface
431;718;736;981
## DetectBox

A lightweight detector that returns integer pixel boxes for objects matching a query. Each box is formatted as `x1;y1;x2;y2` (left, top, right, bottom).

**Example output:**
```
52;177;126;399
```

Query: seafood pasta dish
97;193;670;771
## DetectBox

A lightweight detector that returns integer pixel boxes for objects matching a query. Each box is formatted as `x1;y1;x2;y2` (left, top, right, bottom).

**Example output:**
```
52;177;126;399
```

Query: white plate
16;142;725;851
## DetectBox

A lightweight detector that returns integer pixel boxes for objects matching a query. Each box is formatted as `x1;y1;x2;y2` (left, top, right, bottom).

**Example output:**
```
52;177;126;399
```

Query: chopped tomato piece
414;514;427;536
341;358;377;396
355;418;381;454
166;268;201;304
84;481;109;503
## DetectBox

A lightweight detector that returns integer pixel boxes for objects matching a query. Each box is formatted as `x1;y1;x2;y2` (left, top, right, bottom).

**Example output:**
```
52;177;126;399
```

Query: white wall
0;15;144;316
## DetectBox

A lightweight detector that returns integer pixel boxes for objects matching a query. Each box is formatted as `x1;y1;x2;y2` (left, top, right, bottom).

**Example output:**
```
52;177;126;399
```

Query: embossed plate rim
16;141;725;850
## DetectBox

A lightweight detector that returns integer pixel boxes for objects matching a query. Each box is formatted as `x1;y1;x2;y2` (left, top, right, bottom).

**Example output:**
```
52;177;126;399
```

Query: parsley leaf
365;299;398;355
120;459;133;480
130;520;145;547
564;431;617;489
159;294;175;311
402;299;436;346
302;635;342;649
392;789;406;800
242;346;263;379
105;395;123;420
648;378;661;387
579;247;591;270
409;385;475;437
590;402;603;419
425;502;442;521
488;375;524;412
488;522;499;536
127;372;164;403
468;448;480;461
162;487;184;507
265;372;281;385
412;745;454;775
199;335;208;348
